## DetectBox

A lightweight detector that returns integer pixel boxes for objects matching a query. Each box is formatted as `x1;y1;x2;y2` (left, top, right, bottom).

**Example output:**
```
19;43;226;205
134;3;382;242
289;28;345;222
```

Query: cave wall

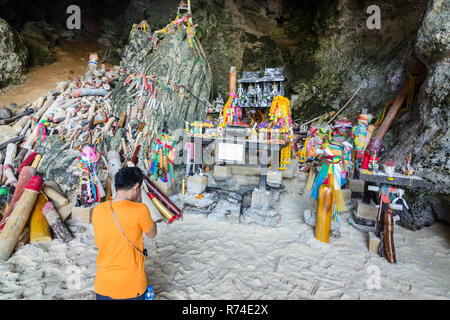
0;17;28;87
0;0;448;228
110;0;449;228
392;0;449;229
110;26;213;134
0;0;128;31
111;1;431;122
185;0;430;122
0;0;130;82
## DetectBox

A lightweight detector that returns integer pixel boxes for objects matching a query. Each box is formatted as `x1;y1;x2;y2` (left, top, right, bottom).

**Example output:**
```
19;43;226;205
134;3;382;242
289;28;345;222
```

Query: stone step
151;178;175;196
71;205;95;224
342;188;352;203
303;209;340;231
348;179;365;193
251;189;272;210
186;175;208;194
368;231;381;254
229;165;261;176
267;170;282;188
281;158;298;179
353;200;378;226
213;165;229;179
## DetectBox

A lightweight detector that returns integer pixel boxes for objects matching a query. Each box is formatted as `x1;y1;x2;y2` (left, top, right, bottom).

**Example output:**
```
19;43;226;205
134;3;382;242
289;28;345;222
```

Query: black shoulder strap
109;201;147;258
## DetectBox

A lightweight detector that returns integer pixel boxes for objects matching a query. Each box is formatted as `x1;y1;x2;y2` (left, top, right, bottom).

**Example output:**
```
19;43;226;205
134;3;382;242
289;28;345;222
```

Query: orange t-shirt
92;200;154;299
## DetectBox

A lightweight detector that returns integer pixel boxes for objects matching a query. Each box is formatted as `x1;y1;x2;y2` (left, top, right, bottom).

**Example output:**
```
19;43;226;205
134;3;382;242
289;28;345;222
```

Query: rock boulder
0;17;28;88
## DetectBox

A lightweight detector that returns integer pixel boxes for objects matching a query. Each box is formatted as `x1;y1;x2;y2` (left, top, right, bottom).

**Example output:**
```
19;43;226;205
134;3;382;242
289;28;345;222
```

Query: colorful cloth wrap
311;135;347;213
299;126;329;161
74;146;103;206
223;94;240;125
148;134;176;184
35;120;50;144
352;114;372;159
334;118;353;134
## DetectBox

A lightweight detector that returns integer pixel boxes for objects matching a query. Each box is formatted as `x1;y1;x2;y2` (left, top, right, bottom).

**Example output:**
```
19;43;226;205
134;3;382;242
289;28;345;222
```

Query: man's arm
145;223;157;238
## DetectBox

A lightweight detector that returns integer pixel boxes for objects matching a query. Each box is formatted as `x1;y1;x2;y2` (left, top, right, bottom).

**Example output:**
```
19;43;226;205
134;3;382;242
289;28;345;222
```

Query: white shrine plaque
216;141;245;164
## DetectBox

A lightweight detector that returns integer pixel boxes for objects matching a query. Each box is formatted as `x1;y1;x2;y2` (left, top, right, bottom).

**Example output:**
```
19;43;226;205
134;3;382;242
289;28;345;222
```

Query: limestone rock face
111;27;213;134
389;0;450;229
287;0;429;120
399;193;450;230
20;20;60;66
36;135;80;195
0;107;13;120
0;17;28;88
415;0;450;65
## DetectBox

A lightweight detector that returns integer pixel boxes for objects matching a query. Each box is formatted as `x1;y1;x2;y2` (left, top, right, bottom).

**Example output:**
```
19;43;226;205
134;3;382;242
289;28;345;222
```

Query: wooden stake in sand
3;143;17;184
305;164;316;192
31;154;42;169
12;115;31;131
148;193;176;224
42;185;69;207
42;202;73;243
17;152;37;174
143;176;182;219
30;193;52;243
3;143;17;167
327;83;364;125
315;184;333;244
106;150;122;198
0;166;37;232
141;186;164;223
366;61;423;154
0;135;25;151
0;175;43;261
383;209;396;264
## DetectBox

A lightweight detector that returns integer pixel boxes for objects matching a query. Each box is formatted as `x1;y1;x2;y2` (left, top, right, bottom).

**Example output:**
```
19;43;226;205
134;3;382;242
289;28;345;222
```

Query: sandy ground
0;40;105;107
0;173;448;300
0;42;448;299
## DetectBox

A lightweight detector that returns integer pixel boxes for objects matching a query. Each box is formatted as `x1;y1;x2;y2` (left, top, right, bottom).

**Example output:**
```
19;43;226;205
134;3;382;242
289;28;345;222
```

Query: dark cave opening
0;1;448;293
0;0;129;31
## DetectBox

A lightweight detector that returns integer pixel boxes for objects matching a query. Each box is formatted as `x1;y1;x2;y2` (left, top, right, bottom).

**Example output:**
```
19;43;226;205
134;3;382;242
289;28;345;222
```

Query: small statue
384;158;395;180
402;152;414;176
261;98;268;108
73;144;105;207
85;53;99;79
270;83;278;97
256;84;262;100
248;122;258;141
368;151;379;173
237;84;244;99
134;20;149;32
162;120;169;134
247;84;255;95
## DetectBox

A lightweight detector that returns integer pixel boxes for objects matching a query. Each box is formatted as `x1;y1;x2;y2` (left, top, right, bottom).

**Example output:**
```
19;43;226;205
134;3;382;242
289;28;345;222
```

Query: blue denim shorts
96;293;145;300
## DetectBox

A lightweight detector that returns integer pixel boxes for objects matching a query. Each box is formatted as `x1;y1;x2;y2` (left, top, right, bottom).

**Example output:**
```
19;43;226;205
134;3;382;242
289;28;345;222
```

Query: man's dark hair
115;167;144;191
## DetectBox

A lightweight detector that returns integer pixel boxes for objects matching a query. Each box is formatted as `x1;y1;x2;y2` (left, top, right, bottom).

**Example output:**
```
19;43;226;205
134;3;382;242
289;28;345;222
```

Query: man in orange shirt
92;166;157;300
